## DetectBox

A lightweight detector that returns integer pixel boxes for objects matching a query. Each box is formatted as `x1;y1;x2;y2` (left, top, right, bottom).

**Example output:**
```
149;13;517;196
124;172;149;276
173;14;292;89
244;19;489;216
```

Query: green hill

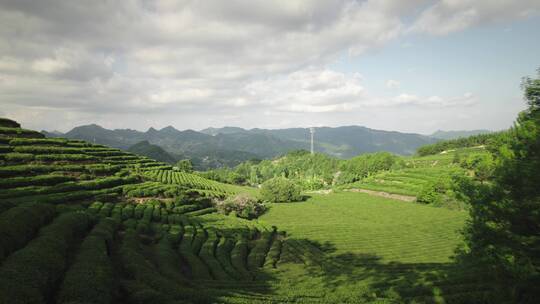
127;140;178;164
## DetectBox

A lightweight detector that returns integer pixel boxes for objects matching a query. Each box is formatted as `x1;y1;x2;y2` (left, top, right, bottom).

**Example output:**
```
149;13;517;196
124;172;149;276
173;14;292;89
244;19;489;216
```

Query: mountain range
42;124;489;169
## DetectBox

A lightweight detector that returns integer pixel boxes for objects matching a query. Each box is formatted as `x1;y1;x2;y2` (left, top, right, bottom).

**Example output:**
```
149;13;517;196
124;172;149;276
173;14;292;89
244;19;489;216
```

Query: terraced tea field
248;192;493;303
344;148;487;197
0;117;496;303
346;167;462;196
260;192;467;263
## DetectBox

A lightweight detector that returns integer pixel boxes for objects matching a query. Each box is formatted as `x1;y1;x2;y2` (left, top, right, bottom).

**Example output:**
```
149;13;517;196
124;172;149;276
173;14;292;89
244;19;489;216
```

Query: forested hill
127;141;177;164
46;124;438;169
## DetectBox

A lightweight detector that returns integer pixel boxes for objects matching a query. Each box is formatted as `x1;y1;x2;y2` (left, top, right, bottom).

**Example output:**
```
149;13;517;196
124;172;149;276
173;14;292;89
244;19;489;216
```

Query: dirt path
344;188;416;202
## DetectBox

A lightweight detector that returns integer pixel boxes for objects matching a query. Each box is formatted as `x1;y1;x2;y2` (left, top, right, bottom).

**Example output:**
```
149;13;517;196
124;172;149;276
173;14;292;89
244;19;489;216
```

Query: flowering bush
215;193;266;219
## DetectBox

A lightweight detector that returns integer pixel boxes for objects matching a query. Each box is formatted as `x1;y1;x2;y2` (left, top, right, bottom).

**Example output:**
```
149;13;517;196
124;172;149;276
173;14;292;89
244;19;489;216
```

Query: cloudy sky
1;0;539;134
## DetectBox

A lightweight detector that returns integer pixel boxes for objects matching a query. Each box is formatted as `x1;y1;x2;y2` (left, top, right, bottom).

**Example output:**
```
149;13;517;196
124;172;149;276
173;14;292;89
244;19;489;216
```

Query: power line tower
310;127;315;155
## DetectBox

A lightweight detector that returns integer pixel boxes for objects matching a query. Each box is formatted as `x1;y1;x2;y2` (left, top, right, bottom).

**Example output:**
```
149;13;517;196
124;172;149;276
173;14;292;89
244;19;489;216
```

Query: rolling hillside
1;116;503;303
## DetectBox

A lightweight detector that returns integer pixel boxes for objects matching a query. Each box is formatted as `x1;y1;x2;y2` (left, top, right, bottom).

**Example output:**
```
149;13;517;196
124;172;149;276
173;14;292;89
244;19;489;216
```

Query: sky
0;0;539;134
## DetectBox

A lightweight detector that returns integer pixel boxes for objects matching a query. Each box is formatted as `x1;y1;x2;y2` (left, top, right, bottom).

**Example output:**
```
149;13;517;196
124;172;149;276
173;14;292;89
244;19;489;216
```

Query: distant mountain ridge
43;124;450;169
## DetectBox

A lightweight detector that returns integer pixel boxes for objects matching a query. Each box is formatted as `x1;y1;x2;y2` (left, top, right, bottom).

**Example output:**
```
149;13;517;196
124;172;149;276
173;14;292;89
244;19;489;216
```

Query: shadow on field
121;213;494;303
292;238;493;303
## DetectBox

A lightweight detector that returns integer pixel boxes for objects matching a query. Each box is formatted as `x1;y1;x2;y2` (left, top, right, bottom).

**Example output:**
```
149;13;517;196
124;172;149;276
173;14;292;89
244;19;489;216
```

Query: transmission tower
310;127;315;155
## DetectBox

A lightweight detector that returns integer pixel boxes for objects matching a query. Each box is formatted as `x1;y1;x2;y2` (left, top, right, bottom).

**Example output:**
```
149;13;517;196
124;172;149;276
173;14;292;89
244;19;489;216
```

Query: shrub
416;183;442;205
4;153;34;162
260;177;302;203
88;201;104;214
0;202;56;262
118;230;193;302
56;218;118;304
0;174;74;188
122;204;135;220
247;230;274;269
230;237;252;280
215;193;266;219
0;212;90;304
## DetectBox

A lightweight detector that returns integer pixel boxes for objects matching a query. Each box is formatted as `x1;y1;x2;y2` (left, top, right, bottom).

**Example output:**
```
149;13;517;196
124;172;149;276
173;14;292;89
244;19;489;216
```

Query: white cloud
0;0;533;132
410;0;540;35
243;67;365;112
390;92;476;107
386;79;400;89
32;58;69;74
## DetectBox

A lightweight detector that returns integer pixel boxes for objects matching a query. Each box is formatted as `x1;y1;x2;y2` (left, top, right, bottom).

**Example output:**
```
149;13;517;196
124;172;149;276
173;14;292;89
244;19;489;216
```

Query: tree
175;159;193;173
460;70;540;302
260;177;302;203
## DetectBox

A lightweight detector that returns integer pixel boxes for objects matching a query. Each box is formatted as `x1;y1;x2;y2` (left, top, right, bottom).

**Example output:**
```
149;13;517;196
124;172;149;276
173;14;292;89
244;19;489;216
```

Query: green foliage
0;174;75;189
0;127;44;138
0;117;21;128
417;132;504;156
178;226;212;280
0;212;90;304
8;138;68;146
0;202;56;262
3;152;35;162
118;230;195;302
122;181;186;198
0;176;135;201
337;152;401;184
175;159;194;173
56;218;118;304
230;237;252;280
247;230;274;269
201;150;402;191
456;71;540;302
260;177;302;203
416;177;456;206
416;182;443;205
142;169;234;197
460;153;495;183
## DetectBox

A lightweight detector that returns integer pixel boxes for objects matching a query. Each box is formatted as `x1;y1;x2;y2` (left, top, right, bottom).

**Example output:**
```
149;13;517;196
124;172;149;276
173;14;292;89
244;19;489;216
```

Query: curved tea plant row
143;169;237;197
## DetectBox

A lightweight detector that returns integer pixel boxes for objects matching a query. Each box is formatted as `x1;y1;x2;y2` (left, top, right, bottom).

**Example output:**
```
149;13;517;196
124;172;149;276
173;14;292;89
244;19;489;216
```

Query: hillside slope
127;140;178;164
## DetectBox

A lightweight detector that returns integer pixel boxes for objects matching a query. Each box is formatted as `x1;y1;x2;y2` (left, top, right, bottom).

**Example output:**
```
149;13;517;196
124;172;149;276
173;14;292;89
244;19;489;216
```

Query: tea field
344;147;487;197
0;117;495;303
